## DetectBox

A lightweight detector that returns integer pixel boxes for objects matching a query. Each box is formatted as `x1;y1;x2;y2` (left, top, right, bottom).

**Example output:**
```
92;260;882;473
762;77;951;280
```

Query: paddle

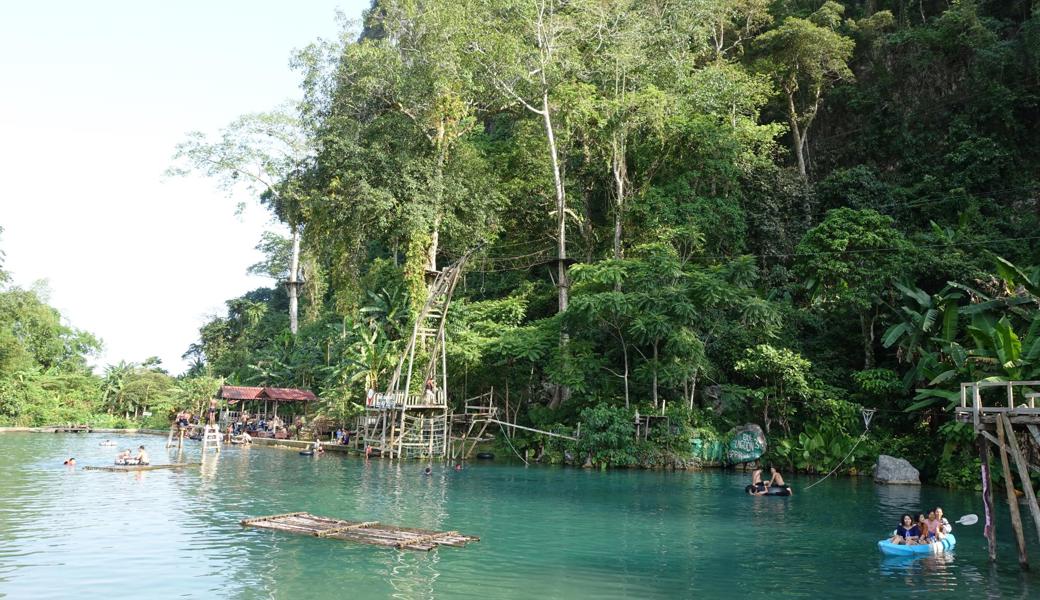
955;514;978;526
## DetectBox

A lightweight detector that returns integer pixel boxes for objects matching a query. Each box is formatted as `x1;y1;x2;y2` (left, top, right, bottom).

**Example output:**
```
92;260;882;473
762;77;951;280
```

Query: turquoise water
0;433;1038;599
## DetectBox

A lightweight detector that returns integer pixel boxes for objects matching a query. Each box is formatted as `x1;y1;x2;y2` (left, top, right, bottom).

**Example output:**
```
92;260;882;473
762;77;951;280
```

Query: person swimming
63;458;76;466
423;466;432;476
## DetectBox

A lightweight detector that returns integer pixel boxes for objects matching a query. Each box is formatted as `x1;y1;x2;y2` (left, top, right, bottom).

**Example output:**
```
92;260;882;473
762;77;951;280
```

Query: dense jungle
3;0;1040;488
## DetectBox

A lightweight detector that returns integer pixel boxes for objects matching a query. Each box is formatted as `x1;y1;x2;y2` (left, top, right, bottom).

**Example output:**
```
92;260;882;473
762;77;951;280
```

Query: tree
170;106;312;334
468;0;590;316
735;344;811;435
795;208;913;369
755;2;855;177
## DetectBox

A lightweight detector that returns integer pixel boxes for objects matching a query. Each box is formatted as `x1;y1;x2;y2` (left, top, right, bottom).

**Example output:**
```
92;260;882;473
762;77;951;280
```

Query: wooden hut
218;385;318;438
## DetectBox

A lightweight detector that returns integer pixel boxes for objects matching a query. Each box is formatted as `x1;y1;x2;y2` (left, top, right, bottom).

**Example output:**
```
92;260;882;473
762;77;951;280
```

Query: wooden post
1000;414;1040;545
997;416;1030;568
979;437;998;561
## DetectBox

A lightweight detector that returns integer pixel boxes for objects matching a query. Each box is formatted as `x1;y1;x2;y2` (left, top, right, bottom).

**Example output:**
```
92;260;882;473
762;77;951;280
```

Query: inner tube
745;484;792;496
476;452;494;460
299;451;314;456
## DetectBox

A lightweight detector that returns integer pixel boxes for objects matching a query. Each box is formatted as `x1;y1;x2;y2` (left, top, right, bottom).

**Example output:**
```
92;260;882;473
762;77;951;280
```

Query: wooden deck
955;380;1040;430
241;512;478;551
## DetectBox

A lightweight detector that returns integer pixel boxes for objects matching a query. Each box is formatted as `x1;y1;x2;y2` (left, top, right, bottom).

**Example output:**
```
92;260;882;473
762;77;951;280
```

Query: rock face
874;454;921;485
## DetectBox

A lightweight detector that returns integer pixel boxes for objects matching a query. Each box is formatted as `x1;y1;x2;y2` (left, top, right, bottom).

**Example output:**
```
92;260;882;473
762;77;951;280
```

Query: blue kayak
877;534;956;556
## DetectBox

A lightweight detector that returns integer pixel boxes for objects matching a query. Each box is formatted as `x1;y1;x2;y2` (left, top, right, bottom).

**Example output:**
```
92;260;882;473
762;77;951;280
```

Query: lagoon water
0;432;1038;599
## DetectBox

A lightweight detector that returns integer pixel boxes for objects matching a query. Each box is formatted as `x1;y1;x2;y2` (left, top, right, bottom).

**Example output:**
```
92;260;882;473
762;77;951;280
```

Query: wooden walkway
241;512;478;551
83;463;200;472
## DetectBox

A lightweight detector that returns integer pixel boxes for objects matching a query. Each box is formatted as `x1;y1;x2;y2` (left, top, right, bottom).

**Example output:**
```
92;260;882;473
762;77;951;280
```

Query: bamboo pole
315;521;379;537
980;437;998;561
241;512;309;526
396;531;458;549
1000;414;1040;545
997;416;1029;568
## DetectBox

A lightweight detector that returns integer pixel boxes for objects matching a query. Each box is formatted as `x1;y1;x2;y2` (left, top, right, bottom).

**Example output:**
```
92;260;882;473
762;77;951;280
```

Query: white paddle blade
956;514;978;525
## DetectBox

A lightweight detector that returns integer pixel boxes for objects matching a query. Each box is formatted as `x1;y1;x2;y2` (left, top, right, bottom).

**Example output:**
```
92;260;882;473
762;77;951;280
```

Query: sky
0;0;368;374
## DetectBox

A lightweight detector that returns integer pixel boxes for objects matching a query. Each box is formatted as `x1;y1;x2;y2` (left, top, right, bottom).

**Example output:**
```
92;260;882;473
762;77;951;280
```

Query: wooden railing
367;389;447;409
958;381;1040;431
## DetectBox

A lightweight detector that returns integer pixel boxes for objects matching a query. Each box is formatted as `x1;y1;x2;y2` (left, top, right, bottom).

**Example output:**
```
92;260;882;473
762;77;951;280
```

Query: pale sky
0;0;368;374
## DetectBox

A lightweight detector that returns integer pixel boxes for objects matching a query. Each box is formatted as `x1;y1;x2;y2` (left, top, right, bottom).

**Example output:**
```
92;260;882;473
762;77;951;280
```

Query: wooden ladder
202;424;221;453
165;425;184;449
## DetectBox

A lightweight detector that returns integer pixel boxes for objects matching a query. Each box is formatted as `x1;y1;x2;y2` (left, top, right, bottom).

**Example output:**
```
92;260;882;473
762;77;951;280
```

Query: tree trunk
652;340;659;412
861;311;876;369
288;225;301;335
688;368;698;411
786;92;807;178
543;90;568;313
427;127;447;273
544;88;571;409
622;338;630;409
611;136;626;261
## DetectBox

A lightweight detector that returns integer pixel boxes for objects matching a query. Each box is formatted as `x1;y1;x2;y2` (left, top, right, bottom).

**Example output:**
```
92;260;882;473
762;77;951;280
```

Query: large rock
726;424;767;465
874;454;921;485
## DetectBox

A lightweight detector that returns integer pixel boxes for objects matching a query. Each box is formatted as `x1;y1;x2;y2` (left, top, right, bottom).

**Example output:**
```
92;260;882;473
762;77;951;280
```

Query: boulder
726;424;767;465
874;454;920;485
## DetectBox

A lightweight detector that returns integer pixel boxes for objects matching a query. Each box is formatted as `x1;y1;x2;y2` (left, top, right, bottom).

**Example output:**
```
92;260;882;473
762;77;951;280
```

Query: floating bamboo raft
241;512;479;551
83;463;200;472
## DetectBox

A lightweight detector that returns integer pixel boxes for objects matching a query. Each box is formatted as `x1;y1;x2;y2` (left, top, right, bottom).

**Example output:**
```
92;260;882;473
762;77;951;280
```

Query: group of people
745;466;794;496
889;508;952;545
333;429;352;445
115;445;149;466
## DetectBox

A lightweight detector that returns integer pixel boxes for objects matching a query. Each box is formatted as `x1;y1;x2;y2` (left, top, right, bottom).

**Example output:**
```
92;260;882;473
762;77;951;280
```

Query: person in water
135;445;150;466
63;458;76;466
312;439;324;454
423;466;432;476
889;514;920;545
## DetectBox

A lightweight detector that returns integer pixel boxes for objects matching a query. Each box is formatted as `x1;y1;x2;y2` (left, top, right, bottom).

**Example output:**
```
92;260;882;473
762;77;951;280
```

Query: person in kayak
889;514;920;545
934;507;952;534
925;510;944;540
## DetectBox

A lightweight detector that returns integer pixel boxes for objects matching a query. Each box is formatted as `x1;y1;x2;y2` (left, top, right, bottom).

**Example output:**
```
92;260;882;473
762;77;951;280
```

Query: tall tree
755;2;854;177
170;106;313;334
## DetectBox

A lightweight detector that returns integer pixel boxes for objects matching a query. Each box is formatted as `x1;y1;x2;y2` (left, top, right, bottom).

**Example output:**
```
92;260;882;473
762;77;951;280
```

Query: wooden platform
83;463;200;472
241;512;478;551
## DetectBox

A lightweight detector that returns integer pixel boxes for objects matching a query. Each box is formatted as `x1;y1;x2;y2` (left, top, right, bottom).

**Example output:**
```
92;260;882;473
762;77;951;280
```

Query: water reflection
875;483;922;520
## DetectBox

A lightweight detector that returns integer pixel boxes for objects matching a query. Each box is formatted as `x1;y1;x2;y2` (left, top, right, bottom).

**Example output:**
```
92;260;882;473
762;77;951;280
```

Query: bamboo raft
241;512;479;551
83;463;200;472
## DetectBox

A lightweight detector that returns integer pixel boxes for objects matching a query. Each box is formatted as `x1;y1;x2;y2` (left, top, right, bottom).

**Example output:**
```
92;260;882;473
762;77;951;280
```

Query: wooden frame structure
955;380;1040;569
241;512;478;551
358;252;473;459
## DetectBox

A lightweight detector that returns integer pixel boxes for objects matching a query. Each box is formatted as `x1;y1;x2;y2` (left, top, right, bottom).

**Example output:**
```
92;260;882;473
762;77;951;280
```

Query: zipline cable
803;408;876;491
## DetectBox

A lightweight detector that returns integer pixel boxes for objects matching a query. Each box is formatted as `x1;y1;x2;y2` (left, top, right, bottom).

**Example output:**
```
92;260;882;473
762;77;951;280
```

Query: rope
803;432;869;491
498;422;529;465
803;408;875;491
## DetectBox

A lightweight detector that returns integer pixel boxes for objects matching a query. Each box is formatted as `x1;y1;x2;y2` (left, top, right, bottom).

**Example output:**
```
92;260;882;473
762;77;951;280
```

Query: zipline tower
957;380;1040;569
358;250;473;459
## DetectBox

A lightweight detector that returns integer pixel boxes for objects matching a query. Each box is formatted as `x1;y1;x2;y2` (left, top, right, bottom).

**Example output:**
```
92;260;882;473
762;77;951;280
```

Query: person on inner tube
750;468;767;493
